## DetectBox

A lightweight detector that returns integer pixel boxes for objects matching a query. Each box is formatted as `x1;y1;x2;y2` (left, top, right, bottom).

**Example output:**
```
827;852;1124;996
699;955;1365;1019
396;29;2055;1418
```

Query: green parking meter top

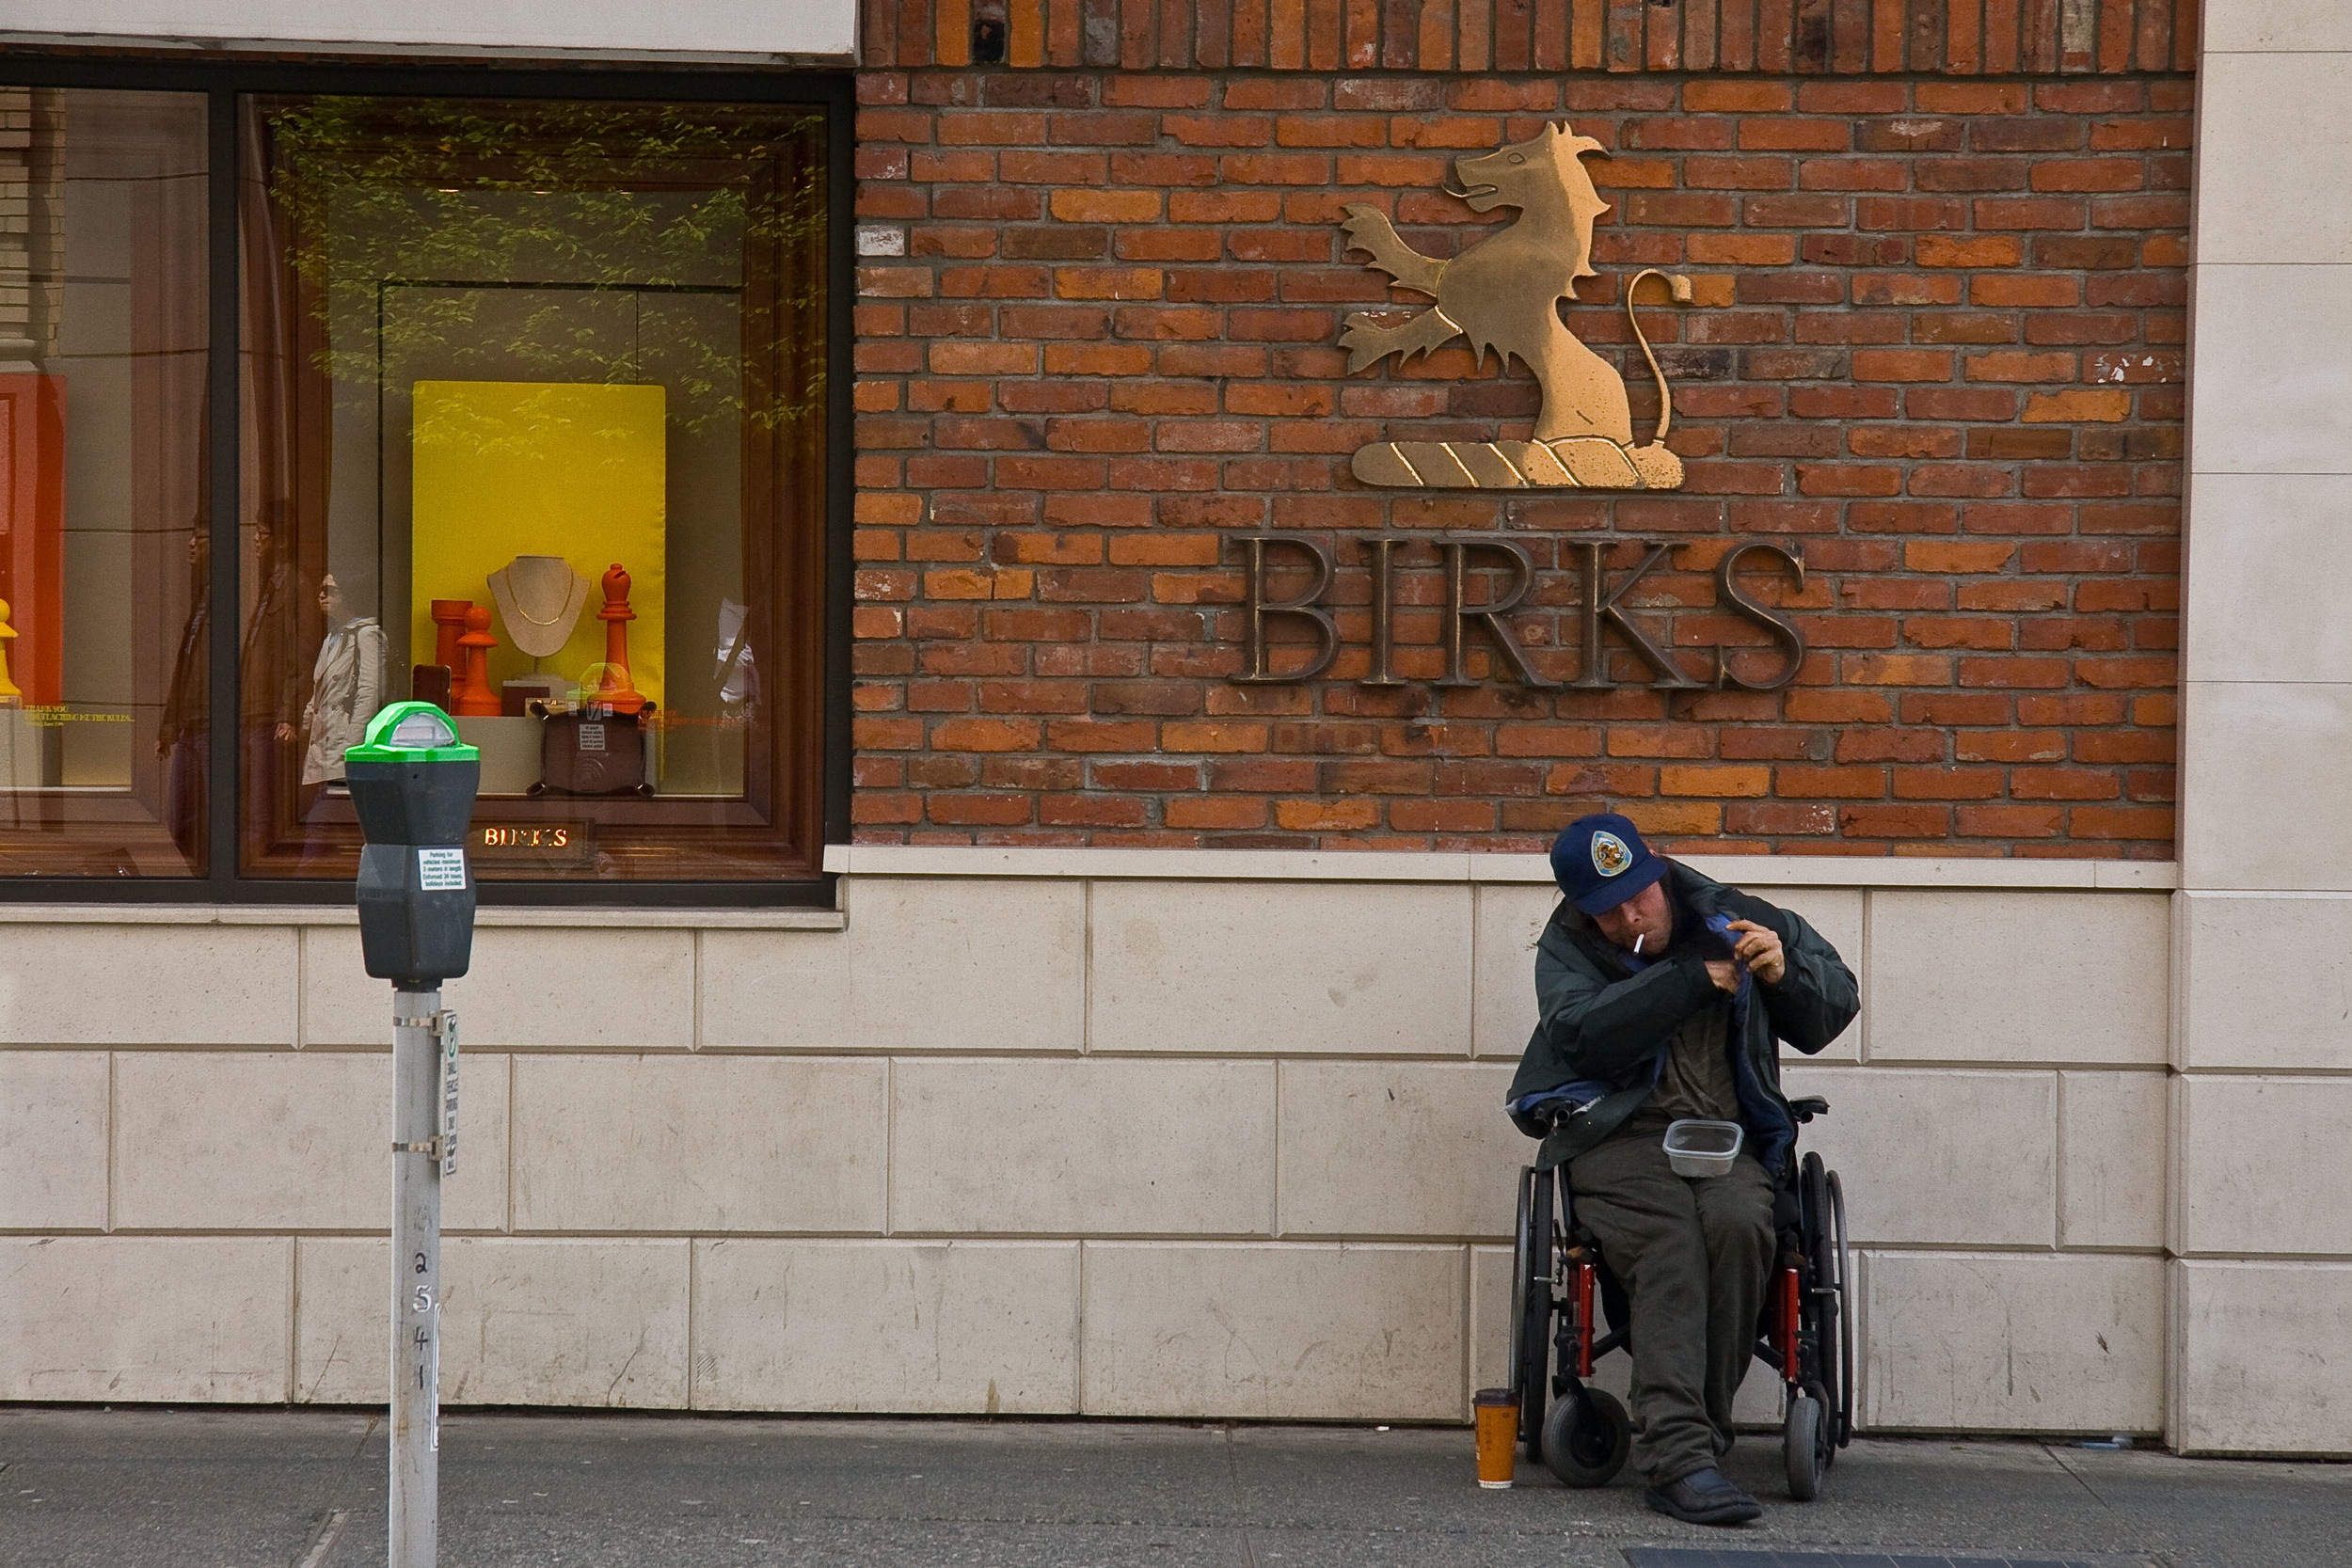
344;701;480;764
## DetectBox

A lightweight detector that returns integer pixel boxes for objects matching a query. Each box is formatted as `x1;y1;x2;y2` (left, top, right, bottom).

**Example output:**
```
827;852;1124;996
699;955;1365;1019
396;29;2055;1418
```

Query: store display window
0;67;841;896
237;93;832;882
0;87;211;877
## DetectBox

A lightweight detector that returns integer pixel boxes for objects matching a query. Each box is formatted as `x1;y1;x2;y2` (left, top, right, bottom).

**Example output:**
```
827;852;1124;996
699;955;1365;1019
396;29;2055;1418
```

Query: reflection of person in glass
157;529;209;863
282;571;386;788
242;513;301;847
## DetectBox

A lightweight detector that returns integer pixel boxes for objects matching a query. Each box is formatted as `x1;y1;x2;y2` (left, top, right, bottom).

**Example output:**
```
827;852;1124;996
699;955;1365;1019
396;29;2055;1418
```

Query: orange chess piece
0;598;20;706
453;605;501;717
591;562;646;715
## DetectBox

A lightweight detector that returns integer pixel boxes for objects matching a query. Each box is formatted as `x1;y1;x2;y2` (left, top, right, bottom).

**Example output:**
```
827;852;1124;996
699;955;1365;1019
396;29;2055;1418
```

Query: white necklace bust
487;555;592;659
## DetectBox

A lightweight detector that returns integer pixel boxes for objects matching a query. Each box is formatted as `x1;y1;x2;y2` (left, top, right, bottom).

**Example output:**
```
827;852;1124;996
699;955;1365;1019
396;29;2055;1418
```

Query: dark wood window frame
0;57;853;908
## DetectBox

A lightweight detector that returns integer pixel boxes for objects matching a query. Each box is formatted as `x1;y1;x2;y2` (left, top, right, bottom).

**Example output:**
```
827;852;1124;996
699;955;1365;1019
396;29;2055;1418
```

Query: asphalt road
4;1408;2346;1568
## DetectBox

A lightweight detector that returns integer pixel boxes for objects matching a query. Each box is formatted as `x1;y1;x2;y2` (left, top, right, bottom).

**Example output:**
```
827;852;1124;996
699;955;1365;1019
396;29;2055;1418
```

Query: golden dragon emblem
1339;121;1690;490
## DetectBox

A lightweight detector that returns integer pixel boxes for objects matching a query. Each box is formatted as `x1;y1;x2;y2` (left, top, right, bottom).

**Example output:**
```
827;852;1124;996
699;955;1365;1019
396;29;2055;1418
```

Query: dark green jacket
1505;861;1858;1173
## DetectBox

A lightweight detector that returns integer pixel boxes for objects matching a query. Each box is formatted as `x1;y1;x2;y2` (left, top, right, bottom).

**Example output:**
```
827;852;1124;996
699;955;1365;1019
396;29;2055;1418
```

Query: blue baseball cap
1551;812;1670;916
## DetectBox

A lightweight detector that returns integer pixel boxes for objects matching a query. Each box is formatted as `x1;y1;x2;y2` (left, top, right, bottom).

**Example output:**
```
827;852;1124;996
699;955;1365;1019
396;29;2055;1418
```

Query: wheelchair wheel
1829;1169;1854;1449
1509;1166;1556;1453
1784;1392;1824;1501
1543;1386;1632;1488
1799;1153;1845;1465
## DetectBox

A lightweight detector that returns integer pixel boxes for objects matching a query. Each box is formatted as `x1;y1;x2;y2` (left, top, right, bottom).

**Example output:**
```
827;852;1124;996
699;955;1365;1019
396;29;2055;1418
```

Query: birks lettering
1229;536;1805;692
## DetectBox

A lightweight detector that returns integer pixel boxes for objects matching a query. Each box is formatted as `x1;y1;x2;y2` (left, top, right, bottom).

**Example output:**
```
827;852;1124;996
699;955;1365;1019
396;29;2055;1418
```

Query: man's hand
1703;958;1740;993
1726;919;1786;985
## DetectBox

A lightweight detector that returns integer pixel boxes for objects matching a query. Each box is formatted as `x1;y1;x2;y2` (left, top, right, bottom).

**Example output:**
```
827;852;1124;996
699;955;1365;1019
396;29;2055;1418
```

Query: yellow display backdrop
410;381;666;711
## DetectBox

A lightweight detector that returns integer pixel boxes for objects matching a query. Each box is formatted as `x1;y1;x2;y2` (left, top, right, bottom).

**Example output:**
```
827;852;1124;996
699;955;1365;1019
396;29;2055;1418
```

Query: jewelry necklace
503;574;582;626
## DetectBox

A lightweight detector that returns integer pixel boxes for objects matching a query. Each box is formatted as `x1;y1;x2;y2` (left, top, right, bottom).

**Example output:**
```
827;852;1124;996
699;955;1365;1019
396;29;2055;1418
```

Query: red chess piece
430;598;471;672
591;562;646;716
453;605;501;717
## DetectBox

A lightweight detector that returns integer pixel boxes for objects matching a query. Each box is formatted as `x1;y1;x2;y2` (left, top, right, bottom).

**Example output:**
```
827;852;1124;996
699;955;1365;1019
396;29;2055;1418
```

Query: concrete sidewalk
3;1409;2344;1568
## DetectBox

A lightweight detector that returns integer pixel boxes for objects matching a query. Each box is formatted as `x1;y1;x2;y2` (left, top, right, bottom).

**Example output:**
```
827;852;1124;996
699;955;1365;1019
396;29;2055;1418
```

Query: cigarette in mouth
1633;934;1645;955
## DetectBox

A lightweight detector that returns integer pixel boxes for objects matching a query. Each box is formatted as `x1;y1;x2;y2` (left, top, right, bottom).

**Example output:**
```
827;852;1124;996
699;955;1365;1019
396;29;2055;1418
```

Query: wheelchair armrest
1788;1096;1829;1123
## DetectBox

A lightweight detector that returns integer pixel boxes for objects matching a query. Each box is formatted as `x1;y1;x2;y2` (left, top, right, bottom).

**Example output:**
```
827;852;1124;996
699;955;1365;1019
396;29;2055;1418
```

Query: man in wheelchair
1506;814;1858;1527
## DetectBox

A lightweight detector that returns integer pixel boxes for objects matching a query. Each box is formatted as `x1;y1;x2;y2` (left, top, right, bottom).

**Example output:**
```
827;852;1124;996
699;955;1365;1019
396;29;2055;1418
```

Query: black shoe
1643;1465;1763;1527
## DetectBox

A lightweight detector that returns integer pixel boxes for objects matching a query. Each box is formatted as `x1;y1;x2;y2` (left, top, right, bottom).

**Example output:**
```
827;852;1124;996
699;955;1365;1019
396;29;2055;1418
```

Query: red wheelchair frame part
1574;1259;1597;1378
1777;1263;1802;1389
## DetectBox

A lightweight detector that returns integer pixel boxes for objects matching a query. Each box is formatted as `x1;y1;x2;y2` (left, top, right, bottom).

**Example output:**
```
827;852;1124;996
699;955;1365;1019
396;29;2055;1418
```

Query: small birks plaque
471;821;596;871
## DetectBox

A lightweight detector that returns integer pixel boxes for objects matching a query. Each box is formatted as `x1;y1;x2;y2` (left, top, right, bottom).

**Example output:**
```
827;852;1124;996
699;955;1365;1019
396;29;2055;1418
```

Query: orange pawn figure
590;562;646;715
453;605;501;717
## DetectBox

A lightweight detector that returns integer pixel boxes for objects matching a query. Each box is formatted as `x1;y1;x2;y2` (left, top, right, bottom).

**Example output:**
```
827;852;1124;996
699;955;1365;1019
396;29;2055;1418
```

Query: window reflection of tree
239;97;830;880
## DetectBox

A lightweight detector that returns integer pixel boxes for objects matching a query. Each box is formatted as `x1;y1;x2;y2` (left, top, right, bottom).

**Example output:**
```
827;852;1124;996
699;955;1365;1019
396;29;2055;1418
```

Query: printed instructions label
417;847;467;890
438;1010;460;1178
578;722;607;752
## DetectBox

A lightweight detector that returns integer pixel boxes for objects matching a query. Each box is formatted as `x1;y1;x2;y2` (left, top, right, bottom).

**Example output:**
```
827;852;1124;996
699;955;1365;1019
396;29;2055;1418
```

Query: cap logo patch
1591;831;1632;878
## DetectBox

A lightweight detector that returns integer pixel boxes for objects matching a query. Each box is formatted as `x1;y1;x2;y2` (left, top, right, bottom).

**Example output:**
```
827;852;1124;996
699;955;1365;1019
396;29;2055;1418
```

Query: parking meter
346;701;482;988
343;699;478;1568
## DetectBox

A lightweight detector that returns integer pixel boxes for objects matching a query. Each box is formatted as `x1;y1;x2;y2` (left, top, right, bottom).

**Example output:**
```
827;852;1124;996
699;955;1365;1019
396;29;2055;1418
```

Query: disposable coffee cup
1472;1387;1517;1488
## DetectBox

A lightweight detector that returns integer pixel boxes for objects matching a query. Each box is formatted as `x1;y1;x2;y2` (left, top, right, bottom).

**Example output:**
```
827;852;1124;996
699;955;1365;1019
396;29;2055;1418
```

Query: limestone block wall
2170;0;2352;1459
0;849;2183;1438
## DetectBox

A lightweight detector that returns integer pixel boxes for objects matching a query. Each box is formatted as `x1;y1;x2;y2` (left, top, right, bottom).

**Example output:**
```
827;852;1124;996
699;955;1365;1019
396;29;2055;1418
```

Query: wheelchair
1507;1095;1852;1499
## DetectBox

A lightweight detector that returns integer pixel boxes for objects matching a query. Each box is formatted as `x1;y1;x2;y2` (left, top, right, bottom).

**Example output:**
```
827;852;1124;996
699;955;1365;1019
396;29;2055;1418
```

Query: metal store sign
1340;122;1692;492
1231;537;1806;692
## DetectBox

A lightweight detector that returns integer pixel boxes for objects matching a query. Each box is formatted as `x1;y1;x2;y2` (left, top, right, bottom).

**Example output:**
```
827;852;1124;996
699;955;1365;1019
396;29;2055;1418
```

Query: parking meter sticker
577;722;607;752
416;847;468;890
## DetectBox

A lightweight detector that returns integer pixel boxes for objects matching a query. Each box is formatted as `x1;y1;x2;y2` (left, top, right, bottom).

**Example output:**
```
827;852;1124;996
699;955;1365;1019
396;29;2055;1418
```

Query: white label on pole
437;1011;460;1178
417;847;467;890
577;722;607;752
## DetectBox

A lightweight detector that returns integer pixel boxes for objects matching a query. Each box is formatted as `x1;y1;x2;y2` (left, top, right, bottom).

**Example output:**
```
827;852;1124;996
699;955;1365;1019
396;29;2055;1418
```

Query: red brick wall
850;71;2187;857
866;0;2198;76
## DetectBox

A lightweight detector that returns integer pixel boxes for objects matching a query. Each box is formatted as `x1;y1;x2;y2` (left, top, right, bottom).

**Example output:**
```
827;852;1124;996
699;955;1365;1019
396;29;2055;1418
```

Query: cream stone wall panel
109;1051;510;1233
1277;1062;1524;1239
0;1237;290;1402
2186;265;2352;476
0;925;294;1045
2175;1260;2352;1454
2178;1077;2352;1257
1865;1253;2163;1433
691;1239;1079;1414
698;878;1084;1053
2190;57;2352;266
440;1053;514;1234
0;1052;107;1229
1089;880;1471;1056
2058;1071;2169;1251
294;1237;690;1407
1469;1242;1513;1392
1866;891;2169;1064
1779;1065;2056;1247
1756;887;1865;1062
1470;882;1556;1060
2176;892;2352;1066
302;926;694;1050
890;1058;1273;1236
2202;0;2352;52
1081;1243;1464;1420
2180;682;2352;892
511;1055;885;1233
2182;476;2352;683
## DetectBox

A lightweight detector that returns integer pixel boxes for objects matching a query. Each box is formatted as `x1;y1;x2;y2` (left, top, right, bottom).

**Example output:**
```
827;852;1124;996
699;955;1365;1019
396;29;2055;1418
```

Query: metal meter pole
390;988;442;1568
344;700;481;1568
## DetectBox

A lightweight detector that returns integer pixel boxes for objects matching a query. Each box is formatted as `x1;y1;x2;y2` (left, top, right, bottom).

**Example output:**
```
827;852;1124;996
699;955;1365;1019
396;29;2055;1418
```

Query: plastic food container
1662;1118;1743;1178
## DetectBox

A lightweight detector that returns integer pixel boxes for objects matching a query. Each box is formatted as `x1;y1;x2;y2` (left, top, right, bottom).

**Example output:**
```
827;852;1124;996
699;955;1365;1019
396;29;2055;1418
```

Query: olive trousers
1566;1129;1776;1485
